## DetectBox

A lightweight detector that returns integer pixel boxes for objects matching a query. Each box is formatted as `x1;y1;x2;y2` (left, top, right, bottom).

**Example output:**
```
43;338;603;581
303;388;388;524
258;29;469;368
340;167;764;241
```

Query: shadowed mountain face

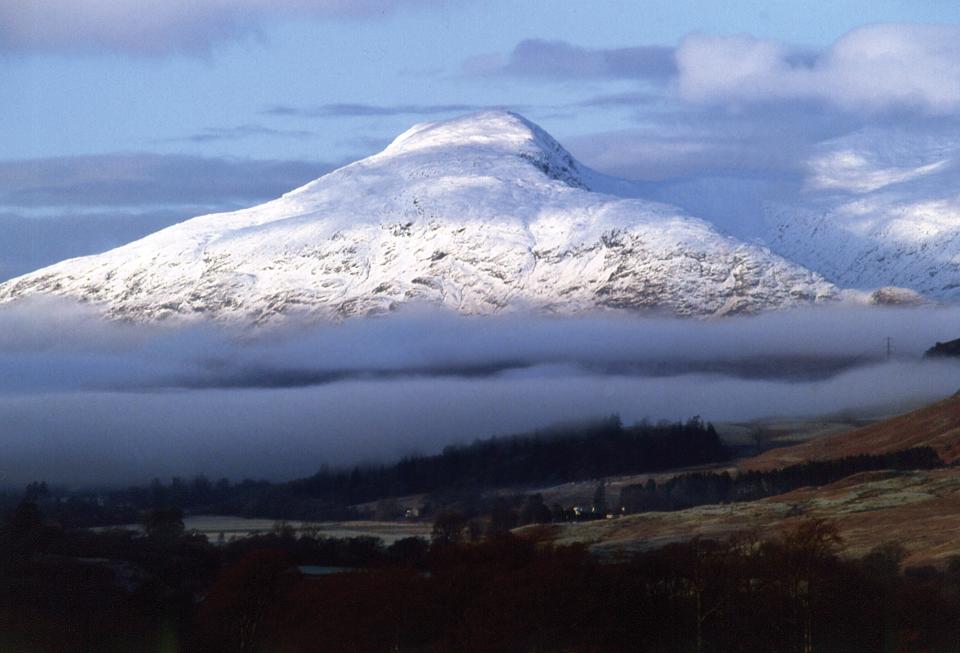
0;111;836;325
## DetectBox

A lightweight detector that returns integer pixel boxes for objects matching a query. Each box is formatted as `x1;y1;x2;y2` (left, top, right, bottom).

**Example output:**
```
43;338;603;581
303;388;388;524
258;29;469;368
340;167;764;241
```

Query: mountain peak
385;110;548;154
381;110;587;188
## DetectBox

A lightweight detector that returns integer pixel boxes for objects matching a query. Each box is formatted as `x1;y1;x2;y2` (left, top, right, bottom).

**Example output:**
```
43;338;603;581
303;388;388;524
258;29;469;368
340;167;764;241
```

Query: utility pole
886;336;892;361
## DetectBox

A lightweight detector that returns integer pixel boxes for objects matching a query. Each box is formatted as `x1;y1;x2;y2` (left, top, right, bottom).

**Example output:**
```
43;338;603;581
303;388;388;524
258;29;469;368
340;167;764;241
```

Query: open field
524;393;960;568
527;467;960;567
114;516;431;544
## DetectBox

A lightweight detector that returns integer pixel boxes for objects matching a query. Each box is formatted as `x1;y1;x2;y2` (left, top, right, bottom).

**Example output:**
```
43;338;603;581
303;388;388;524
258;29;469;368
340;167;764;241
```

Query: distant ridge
925;337;960;359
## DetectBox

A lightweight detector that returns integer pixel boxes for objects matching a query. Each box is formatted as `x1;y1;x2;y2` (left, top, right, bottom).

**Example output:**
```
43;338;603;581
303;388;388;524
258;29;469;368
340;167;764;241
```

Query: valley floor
522;394;960;568
532;467;960;568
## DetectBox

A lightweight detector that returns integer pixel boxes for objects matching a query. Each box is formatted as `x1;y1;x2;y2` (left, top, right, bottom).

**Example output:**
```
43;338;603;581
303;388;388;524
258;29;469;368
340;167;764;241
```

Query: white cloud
676;24;960;114
0;0;434;55
808;150;949;193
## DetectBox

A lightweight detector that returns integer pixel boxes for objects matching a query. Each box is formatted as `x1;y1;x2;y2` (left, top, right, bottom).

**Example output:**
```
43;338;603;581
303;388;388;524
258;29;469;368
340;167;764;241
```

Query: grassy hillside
744;393;960;470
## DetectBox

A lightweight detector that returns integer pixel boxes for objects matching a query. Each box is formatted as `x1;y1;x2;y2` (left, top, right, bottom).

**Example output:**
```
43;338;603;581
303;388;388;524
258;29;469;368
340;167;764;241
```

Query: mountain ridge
0;111;838;325
641;125;960;301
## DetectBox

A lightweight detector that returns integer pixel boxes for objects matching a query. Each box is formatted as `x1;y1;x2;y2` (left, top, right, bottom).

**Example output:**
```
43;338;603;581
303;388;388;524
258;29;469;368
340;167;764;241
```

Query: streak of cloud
261;102;503;118
463;39;676;81
163;124;315;144
0;153;334;209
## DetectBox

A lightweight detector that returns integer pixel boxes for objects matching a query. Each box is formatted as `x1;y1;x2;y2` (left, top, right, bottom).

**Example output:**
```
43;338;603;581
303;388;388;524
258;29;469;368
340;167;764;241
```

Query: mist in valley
1;297;959;486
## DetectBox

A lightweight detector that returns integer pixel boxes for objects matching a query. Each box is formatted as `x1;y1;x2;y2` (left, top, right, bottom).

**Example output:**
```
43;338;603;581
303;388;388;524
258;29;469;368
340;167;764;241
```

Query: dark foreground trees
287;415;729;510
5;495;960;652
192;520;960;653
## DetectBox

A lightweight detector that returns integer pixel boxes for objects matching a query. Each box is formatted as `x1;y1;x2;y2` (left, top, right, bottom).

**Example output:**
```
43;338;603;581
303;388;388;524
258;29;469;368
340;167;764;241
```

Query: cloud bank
0;0;439;55
0;299;959;486
464;25;960;190
675;25;960;114
477;25;960;116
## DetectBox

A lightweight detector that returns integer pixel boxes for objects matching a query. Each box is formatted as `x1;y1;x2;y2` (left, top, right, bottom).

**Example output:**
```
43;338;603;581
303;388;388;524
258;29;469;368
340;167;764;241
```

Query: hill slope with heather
744;393;960;470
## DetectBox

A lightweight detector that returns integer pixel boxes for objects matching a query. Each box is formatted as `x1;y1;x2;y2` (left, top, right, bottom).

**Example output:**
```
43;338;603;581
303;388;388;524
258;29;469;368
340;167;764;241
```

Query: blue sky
2;0;960;279
5;0;959;160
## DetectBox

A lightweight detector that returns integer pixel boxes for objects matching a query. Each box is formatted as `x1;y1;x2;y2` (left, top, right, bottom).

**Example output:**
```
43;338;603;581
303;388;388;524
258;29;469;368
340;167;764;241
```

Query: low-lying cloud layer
1;299;958;486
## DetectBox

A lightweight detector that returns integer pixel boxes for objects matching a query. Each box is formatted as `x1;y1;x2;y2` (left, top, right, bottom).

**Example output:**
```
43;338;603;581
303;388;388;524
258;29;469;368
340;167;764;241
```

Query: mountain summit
383;110;585;184
0;111;836;324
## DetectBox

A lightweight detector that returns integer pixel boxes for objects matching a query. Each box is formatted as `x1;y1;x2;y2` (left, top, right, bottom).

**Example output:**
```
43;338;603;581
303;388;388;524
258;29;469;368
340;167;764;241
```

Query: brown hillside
528;394;960;568
743;393;960;471
534;467;960;568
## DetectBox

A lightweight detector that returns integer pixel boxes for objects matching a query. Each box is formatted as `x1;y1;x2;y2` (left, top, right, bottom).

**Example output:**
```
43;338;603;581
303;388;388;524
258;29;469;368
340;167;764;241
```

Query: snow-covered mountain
0;111;837;324
761;130;960;300
643;126;960;301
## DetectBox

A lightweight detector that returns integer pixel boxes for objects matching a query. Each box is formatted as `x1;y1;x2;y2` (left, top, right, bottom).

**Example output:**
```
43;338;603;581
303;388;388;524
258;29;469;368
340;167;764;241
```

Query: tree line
286;414;726;504
16;416;729;527
620;446;943;513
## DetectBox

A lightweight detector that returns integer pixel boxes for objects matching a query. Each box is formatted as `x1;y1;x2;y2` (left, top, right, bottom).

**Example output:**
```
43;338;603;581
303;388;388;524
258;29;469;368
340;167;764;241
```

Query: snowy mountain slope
751;128;960;299
761;195;960;298
639;127;960;301
0;111;837;324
